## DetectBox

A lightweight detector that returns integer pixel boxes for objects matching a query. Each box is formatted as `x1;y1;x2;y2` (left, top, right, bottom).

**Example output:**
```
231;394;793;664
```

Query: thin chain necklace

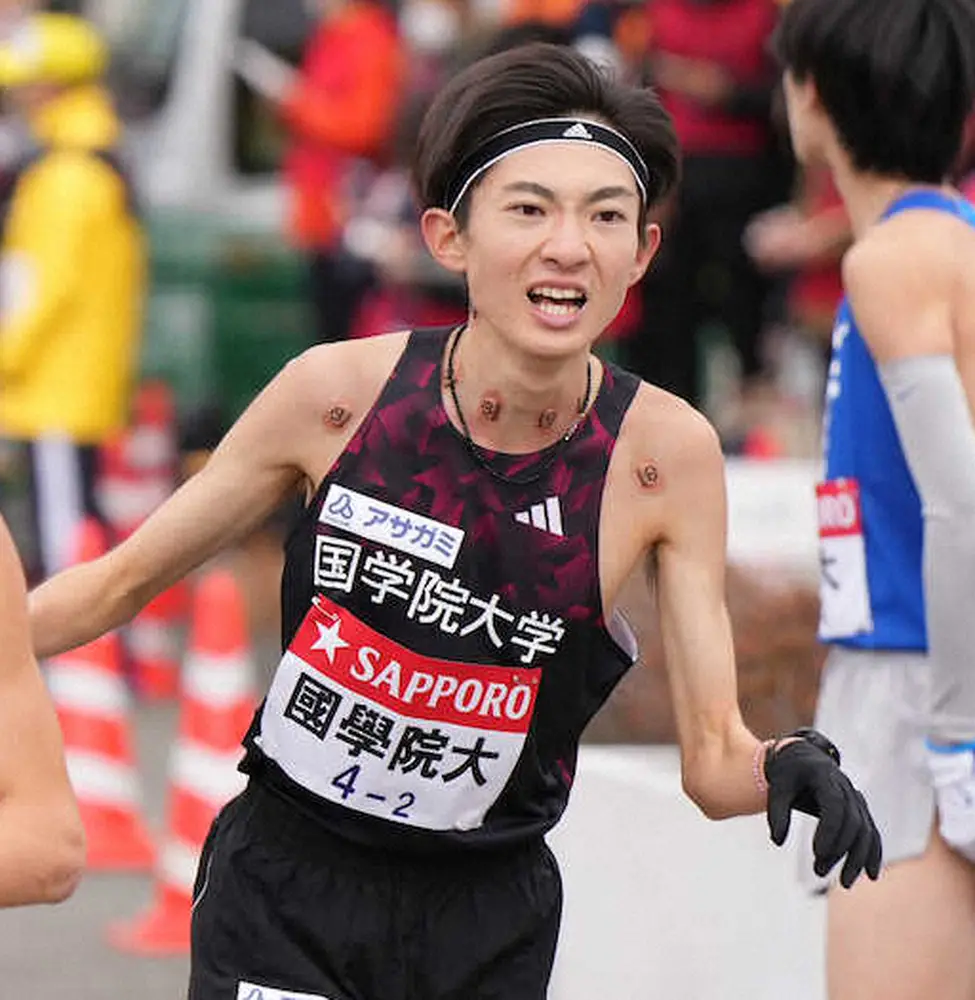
444;324;594;486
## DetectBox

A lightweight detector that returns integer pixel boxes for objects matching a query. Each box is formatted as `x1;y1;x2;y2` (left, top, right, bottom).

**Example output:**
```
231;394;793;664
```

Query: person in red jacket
627;0;790;411
238;0;405;345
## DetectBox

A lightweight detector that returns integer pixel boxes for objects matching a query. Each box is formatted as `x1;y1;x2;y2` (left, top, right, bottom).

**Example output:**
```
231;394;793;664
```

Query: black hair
774;0;975;183
412;42;680;232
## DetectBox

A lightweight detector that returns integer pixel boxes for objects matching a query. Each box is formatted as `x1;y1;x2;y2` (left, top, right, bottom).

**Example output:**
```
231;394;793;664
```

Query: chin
522;316;601;359
473;302;606;360
528;298;616;346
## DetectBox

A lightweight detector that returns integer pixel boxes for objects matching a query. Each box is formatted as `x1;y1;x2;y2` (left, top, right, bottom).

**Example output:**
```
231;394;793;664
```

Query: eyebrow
500;181;637;204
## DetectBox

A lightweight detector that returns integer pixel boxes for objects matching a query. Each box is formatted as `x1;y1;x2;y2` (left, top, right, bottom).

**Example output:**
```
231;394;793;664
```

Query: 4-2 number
330;767;415;819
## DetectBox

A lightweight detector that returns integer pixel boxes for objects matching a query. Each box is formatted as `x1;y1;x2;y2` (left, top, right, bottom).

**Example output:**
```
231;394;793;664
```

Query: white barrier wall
548;746;826;1000
724;458;820;576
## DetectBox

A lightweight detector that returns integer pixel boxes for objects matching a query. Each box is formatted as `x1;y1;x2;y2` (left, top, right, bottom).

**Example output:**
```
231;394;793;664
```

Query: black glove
764;727;883;889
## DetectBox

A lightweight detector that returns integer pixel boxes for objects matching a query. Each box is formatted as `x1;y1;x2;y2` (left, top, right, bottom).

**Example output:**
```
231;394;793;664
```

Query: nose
540;212;591;269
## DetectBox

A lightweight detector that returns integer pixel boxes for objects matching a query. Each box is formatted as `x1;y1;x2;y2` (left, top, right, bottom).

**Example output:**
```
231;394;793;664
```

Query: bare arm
744;203;851;273
0;517;84;905
650;406;766;819
29;349;328;658
621;392;881;881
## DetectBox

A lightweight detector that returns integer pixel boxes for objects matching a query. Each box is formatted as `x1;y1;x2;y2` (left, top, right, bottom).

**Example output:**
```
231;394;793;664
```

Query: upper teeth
531;287;584;300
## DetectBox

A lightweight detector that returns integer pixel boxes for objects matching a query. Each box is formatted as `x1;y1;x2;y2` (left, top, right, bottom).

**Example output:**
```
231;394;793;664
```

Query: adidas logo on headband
562;122;593;139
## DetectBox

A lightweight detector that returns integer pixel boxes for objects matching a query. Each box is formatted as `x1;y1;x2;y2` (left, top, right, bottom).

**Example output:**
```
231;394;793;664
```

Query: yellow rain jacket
0;83;145;443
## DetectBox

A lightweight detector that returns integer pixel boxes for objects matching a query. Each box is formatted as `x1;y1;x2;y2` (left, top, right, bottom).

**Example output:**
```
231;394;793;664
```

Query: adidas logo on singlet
513;497;564;536
562;122;593;140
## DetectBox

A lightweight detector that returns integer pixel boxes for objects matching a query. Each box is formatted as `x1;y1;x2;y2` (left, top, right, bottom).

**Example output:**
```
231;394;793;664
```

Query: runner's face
458;142;659;359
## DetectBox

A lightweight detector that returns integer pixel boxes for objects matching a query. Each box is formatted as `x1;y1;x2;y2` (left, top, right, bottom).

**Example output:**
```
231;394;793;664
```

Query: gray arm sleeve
879;355;975;742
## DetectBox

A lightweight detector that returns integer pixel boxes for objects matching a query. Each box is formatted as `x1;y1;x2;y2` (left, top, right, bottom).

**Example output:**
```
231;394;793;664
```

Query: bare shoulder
843;207;972;297
214;330;411;491
617;381;723;477
275;331;411;485
277;331;410;437
611;380;725;541
286;330;411;413
843;214;958;359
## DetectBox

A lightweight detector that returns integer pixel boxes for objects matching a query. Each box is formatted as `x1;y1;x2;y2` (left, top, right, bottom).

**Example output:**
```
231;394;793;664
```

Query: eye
509;203;545;217
595;208;627;223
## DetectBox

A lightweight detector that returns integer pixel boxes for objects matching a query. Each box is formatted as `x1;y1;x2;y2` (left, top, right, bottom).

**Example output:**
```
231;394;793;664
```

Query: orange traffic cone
95;435;162;542
127;381;178;482
108;568;256;955
97;381;178;542
45;518;156;872
127;581;189;701
99;382;187;700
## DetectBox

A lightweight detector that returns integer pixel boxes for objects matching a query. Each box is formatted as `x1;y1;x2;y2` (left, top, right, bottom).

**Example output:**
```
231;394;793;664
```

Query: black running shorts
188;782;563;1000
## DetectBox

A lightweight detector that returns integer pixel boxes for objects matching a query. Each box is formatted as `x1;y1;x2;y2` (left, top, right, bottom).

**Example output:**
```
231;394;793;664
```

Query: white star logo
310;617;349;664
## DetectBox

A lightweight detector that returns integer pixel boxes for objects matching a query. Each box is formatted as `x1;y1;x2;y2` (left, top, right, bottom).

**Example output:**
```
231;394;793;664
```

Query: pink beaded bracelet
752;738;776;795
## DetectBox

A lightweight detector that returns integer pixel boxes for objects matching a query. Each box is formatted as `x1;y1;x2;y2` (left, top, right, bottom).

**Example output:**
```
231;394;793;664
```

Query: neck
446;317;595;453
829;153;942;238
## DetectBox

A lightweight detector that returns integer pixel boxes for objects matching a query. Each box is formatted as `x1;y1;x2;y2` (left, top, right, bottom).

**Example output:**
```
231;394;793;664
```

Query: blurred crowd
208;0;975;456
226;0;848;457
232;0;830;456
2;0;975;577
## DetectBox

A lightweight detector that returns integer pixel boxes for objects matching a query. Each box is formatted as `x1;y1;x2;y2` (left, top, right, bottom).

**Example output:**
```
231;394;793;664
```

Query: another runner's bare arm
0;517;85;905
29;342;368;658
648;405;766;819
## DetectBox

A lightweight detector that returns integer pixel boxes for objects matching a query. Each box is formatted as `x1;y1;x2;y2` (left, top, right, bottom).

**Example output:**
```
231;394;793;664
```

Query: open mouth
527;285;588;316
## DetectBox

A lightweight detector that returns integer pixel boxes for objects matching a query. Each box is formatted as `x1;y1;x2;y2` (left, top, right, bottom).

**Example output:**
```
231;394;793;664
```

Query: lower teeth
535;299;582;315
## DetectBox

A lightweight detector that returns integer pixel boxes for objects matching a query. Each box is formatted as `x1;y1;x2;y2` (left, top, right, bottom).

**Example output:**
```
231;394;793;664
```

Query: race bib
257;596;540;831
816;479;873;640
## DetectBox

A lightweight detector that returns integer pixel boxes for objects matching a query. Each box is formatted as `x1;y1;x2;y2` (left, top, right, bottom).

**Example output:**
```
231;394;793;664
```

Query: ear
420;208;468;275
785;69;821;116
626;222;662;288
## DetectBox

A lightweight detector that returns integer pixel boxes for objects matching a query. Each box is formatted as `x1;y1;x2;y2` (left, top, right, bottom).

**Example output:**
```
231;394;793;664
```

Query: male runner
776;1;975;997
29;42;880;999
